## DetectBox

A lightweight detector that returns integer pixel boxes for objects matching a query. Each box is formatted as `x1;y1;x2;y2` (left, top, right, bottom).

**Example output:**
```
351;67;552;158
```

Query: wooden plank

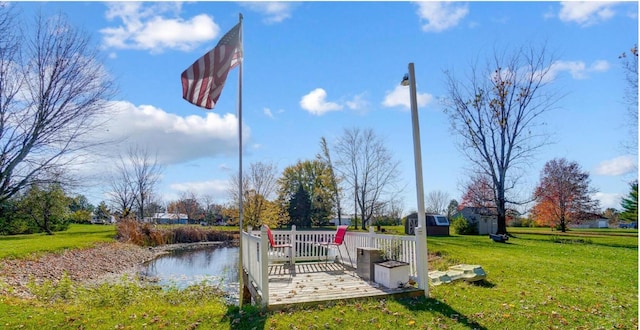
264;262;423;311
242;270;262;305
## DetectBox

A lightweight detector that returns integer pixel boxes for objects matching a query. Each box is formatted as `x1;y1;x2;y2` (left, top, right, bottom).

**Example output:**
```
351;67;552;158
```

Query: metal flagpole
237;13;245;307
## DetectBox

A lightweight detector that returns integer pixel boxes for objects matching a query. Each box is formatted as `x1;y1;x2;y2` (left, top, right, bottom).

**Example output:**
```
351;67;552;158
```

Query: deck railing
241;229;268;306
248;225;418;279
243;225;423;307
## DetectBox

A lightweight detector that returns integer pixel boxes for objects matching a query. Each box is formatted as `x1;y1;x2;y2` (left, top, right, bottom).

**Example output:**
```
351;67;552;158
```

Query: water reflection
141;246;239;304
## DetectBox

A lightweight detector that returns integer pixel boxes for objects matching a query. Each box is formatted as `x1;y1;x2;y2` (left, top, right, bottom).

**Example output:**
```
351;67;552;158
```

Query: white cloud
93;100;249;165
592;192;623;210
558;2;620;26
594;155;637;176
537;59;610;83
168;179;230;203
550;60;588;79
263;108;285;118
589;60;610;72
300;88;343;116
382;85;433;109
240;2;295;24
416;2;469;32
101;2;219;53
345;93;369;112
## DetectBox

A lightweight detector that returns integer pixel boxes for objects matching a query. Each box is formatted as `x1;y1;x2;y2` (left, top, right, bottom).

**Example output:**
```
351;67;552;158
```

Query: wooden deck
262;261;423;311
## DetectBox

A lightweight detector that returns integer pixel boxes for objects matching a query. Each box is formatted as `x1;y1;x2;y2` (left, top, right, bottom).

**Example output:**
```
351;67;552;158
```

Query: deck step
428;264;486;286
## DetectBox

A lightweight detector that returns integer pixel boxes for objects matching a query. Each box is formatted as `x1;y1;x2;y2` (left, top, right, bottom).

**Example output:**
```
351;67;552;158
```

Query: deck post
241;271;252;305
260;225;269;307
414;226;429;296
368;226;375;248
290;225;297;261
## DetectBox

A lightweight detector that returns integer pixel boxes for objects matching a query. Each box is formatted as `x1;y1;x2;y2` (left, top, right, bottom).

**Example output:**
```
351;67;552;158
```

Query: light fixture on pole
401;74;410;86
403;62;429;297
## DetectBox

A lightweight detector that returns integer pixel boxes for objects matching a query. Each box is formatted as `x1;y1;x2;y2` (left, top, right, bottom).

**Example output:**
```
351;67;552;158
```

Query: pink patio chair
265;225;293;264
318;225;353;267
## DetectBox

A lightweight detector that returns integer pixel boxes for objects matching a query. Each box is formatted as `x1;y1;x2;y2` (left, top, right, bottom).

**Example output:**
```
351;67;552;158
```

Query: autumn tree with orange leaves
531;158;599;232
460;174;495;209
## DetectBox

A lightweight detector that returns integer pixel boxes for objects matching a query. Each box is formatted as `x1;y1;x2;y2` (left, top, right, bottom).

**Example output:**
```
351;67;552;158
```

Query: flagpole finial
239;13;243;21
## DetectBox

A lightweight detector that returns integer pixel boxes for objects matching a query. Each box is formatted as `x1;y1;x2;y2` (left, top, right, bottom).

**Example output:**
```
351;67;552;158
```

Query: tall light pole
402;62;429;296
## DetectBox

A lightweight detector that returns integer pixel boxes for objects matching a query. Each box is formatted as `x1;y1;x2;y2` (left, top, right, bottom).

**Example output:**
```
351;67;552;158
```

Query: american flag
181;22;242;109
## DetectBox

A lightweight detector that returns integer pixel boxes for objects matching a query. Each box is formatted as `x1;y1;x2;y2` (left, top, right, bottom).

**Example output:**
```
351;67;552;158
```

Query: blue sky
15;1;638;214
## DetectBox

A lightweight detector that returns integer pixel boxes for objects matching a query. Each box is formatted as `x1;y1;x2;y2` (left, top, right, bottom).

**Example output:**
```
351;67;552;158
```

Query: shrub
0;199;61;235
379;238;403;261
451;215;478;235
69;210;93;224
510;217;536;227
27;272;77;303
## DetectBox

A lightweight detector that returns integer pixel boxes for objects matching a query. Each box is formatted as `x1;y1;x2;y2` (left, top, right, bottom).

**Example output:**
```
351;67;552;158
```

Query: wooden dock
258;262;423;311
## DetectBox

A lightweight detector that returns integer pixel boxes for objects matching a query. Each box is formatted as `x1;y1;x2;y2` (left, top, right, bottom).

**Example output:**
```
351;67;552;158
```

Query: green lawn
0;226;637;329
0;224;116;259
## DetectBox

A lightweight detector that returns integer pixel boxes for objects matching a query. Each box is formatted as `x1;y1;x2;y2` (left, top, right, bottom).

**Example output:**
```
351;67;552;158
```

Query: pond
141;245;240;305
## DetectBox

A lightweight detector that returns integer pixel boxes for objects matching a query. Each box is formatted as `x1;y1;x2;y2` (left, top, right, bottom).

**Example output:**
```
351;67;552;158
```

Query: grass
0;224;116;259
425;233;638;329
0;226;637;329
509;226;639;237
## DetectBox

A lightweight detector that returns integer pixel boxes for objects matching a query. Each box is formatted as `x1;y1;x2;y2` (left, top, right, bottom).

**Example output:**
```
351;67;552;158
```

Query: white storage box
374;261;409;288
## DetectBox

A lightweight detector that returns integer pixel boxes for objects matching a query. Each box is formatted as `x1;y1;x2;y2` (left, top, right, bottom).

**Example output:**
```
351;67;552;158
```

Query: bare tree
129;146;162;221
444;44;558;234
0;9;115;203
228;161;279;227
387;198;405;224
107;145;162;220
143;196;164;218
200;194;224;225
425;190;450;214
317;136;342;225
107;157;136;218
619;45;638;155
334;127;402;230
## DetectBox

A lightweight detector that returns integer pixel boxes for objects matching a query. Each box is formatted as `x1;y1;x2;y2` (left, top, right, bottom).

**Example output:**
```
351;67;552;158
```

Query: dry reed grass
116;219;237;246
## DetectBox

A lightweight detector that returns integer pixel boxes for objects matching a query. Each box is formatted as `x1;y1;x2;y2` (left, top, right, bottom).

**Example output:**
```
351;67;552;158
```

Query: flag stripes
181;22;242;109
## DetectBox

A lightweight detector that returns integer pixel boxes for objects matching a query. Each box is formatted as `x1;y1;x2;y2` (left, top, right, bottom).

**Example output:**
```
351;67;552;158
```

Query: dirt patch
0;242;163;298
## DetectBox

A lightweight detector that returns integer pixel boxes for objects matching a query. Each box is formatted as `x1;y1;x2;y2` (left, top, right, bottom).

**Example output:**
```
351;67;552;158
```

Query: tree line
0;6;636;236
223;127;405;230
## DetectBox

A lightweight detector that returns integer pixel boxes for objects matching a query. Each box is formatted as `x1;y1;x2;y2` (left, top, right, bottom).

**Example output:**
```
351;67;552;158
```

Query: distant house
404;213;450;236
150;212;188;224
91;215;116;224
451;207;498;235
328;217;352;227
569;214;609;229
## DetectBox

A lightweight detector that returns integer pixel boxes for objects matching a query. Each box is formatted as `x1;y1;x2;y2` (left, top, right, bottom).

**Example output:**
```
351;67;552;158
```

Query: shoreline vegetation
116;218;238;247
0;224;637;329
0;222;239;299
